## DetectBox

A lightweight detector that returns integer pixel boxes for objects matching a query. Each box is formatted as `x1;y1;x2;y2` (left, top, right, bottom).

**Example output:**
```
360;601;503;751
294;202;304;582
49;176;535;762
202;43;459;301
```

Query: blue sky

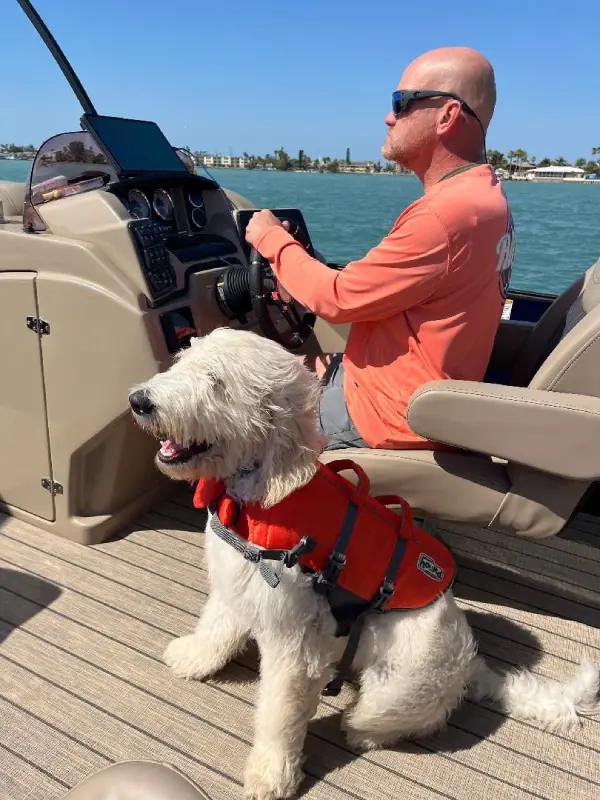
2;0;599;162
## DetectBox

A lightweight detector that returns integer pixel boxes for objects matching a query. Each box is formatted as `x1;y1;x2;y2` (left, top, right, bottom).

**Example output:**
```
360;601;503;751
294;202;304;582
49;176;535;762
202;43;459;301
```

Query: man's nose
384;111;397;127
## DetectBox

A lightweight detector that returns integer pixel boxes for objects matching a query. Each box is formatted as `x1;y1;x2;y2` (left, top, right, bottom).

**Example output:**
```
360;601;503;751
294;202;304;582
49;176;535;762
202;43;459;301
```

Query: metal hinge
41;478;63;496
27;316;50;335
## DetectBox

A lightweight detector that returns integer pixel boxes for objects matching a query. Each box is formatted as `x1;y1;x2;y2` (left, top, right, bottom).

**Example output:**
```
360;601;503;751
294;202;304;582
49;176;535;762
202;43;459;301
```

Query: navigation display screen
234;208;315;260
81;114;188;176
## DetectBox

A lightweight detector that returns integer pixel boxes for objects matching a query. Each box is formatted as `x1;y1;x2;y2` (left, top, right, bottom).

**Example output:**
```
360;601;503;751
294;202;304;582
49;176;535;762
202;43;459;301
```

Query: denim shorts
317;355;369;451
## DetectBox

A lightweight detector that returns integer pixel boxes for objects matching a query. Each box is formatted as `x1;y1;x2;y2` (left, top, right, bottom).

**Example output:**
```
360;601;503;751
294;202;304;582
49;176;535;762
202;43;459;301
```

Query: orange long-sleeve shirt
254;165;516;449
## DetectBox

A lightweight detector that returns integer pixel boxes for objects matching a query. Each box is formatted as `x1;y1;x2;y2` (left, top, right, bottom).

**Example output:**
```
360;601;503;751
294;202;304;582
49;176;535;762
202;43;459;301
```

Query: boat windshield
24;131;117;230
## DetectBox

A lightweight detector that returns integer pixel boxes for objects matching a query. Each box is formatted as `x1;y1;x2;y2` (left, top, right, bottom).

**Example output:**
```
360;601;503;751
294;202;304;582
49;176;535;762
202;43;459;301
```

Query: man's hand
245;210;288;249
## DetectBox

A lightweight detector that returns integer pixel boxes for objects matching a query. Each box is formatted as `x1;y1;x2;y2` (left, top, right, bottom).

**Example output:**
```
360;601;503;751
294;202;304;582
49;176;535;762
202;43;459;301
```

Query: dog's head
129;328;324;506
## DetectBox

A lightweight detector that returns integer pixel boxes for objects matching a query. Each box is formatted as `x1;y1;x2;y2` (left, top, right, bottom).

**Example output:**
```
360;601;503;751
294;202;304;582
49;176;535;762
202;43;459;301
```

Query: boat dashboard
20;125;319;366
99;172;316;355
106;172;245;308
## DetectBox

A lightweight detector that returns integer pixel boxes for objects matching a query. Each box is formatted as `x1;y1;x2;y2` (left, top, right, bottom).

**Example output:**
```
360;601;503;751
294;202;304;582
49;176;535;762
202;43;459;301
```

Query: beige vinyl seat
0;179;25;222
321;257;600;539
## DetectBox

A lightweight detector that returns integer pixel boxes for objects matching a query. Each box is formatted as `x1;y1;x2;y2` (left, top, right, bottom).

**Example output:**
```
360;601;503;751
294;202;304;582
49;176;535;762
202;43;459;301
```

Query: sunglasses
392;89;479;121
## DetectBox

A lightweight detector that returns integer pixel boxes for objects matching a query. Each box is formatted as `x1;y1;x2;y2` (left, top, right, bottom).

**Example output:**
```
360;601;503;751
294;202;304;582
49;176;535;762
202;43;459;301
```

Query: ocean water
2;161;599;295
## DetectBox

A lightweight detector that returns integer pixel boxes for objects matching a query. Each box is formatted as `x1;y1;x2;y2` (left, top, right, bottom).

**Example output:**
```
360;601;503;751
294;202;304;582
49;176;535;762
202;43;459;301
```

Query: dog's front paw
243;748;303;800
163;635;216;680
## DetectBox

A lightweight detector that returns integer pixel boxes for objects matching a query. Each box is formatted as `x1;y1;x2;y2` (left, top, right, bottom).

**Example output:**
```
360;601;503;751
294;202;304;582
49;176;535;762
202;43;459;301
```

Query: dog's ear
259;433;317;508
257;378;324;508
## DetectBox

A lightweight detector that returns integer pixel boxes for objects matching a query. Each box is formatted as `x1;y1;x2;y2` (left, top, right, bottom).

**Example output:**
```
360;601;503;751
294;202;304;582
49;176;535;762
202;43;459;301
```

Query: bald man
246;47;515;451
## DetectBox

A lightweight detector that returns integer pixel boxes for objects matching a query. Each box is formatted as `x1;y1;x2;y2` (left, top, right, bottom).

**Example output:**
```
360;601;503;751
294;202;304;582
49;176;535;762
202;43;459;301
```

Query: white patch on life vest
501;298;513;320
417;553;445;582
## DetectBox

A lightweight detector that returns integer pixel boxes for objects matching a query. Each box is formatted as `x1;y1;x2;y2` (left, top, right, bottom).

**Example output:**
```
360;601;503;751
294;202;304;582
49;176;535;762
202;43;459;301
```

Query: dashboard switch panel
129;219;176;301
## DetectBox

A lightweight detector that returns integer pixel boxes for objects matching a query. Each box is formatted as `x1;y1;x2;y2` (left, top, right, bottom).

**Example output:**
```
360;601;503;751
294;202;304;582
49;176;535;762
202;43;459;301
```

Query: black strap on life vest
319;510;408;697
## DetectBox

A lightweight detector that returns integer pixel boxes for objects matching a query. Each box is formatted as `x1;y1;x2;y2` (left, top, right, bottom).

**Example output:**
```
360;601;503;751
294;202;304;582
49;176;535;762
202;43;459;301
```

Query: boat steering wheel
248;221;315;350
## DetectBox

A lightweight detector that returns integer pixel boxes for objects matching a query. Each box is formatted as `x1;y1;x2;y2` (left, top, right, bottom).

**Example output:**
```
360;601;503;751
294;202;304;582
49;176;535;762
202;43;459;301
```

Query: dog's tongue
160;439;186;459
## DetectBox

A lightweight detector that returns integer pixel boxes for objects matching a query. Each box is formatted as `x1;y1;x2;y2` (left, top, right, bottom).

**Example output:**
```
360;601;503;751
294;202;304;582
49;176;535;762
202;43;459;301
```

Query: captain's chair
321;257;600;539
0;180;25;222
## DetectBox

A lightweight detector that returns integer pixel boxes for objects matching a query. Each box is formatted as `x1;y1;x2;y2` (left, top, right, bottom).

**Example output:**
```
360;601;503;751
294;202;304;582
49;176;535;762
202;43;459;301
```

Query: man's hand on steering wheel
245;209;288;248
244;210;313;350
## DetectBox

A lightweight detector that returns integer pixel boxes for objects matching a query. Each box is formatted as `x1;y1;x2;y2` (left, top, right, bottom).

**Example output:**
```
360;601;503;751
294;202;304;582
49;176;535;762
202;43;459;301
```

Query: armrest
407;381;600;480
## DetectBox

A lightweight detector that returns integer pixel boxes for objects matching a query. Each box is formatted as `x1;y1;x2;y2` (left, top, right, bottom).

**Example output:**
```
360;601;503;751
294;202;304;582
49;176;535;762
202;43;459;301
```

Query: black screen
234;208;315;260
81;114;188;175
160;307;198;353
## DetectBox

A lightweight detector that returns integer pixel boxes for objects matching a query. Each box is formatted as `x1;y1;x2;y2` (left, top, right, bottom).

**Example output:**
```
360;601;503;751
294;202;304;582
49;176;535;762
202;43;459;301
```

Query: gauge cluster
114;174;247;307
119;185;207;235
122;187;176;226
187;190;207;231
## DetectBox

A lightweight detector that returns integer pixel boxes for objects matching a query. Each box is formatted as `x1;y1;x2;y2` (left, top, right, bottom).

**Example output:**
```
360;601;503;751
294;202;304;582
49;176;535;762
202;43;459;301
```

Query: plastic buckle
243;547;262;563
284;536;316;568
313;550;347;595
372;579;395;612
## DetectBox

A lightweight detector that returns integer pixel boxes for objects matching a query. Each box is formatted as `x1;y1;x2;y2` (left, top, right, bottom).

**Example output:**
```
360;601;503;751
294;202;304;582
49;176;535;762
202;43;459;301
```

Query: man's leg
317;355;369;451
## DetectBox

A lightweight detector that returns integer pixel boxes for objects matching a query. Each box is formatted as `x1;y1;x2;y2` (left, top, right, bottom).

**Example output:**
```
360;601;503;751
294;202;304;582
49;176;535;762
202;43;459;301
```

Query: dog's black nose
129;389;155;416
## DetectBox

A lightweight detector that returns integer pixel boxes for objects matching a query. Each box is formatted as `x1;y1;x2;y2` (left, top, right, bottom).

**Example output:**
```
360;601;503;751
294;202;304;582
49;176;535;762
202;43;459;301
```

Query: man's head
382;47;496;174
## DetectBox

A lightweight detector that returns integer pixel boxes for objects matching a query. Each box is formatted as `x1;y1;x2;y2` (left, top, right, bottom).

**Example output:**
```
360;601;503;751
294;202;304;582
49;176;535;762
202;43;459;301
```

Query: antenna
16;0;97;115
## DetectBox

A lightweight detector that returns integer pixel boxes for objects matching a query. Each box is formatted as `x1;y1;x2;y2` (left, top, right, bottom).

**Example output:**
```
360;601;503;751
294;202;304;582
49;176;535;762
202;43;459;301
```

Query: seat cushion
0;180;25;218
319;448;509;526
63;761;213;799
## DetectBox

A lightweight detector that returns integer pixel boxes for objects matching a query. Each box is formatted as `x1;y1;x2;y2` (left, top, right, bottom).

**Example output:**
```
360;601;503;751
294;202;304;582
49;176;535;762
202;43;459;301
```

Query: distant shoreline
205;166;411;175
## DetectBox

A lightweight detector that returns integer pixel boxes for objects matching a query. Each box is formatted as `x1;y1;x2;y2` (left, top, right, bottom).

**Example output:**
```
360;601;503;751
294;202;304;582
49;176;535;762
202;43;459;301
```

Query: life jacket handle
325;459;371;503
374;494;414;530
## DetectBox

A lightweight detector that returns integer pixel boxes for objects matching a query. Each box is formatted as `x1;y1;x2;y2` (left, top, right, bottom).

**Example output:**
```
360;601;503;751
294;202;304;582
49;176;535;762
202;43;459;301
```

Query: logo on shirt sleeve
495;212;516;300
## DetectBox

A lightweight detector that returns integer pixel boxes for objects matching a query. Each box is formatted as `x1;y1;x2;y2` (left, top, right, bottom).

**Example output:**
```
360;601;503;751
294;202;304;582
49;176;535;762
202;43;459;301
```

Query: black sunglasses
392;89;479;119
392;89;487;160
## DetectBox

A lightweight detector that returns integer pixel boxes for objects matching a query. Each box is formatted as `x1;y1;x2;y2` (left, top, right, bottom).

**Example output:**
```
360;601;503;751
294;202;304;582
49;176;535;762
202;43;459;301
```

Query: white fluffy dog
129;327;599;800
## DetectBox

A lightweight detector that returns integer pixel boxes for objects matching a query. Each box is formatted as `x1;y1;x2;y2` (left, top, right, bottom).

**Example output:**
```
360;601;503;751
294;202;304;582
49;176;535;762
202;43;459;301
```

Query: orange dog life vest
194;459;456;695
194;459;455;609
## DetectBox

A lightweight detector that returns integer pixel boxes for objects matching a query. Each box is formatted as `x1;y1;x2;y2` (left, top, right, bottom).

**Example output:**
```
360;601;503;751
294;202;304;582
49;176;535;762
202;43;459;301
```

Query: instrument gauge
191;206;207;229
188;191;204;208
127;189;151;219
153;188;175;221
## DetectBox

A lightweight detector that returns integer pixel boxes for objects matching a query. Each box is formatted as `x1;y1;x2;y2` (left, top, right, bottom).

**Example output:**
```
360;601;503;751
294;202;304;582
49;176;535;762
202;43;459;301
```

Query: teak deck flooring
1;487;599;799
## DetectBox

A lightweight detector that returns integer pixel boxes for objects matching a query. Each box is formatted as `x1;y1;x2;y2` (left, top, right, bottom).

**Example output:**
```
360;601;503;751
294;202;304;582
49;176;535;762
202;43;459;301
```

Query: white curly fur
130;327;599;800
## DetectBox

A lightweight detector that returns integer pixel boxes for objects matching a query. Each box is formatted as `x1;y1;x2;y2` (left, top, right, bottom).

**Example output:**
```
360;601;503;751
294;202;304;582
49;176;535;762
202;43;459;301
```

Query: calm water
2;161;599;295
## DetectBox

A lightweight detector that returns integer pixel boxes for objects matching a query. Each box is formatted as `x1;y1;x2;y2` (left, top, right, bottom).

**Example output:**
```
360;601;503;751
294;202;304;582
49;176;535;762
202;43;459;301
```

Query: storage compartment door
0;272;54;520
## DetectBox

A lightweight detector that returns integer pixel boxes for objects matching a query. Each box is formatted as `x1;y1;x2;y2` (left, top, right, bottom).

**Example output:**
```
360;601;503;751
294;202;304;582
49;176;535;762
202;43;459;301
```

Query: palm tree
554;156;568;166
506;149;528;175
513;149;529;173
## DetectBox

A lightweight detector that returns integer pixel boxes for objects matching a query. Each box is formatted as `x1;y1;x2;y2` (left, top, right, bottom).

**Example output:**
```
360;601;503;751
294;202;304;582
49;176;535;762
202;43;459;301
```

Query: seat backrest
494;257;600;537
0;180;26;218
510;258;600;392
529;257;600;397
